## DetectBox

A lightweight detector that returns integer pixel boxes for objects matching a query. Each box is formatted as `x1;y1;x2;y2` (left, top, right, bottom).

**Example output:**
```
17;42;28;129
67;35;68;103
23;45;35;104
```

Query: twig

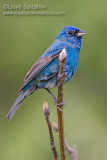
56;49;67;160
53;123;78;160
43;100;59;160
65;141;78;160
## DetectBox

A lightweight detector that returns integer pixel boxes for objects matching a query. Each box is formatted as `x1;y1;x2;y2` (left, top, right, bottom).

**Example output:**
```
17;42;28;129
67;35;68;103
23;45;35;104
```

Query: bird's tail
6;90;28;120
6;84;36;120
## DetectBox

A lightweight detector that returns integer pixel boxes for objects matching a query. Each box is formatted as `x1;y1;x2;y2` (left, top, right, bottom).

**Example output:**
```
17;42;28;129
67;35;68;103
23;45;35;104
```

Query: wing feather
19;50;61;92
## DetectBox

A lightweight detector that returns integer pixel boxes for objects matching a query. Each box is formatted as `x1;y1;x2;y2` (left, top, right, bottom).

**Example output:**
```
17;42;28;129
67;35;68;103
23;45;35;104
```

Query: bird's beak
77;29;87;37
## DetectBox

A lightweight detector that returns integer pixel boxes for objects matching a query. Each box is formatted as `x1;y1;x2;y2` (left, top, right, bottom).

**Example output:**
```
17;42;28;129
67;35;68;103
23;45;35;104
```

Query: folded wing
19;50;62;92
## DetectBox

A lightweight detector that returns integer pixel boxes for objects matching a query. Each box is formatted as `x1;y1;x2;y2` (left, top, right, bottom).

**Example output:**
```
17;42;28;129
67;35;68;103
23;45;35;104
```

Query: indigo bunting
7;26;86;120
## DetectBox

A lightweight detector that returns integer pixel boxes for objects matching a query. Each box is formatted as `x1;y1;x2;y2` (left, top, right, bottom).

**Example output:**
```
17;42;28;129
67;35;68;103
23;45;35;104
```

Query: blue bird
7;26;86;120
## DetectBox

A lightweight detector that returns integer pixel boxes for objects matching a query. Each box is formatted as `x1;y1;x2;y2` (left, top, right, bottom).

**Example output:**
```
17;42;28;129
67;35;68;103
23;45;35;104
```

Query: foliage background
0;0;107;160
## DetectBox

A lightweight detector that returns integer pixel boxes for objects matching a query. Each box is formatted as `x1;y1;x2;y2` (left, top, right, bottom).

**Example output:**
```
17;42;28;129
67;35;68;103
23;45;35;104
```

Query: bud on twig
53;123;59;132
43;100;50;116
43;101;59;160
59;48;67;64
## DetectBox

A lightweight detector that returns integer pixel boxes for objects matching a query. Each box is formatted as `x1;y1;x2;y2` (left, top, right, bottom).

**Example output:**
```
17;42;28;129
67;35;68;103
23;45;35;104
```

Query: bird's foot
54;99;65;108
45;88;65;108
57;70;67;80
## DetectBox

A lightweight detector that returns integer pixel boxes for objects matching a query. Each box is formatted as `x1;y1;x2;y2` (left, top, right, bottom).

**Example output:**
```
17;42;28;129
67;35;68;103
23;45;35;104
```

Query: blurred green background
0;0;107;160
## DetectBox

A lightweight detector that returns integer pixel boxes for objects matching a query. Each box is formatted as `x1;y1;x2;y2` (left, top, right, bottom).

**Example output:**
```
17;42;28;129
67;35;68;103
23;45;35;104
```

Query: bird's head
57;26;86;48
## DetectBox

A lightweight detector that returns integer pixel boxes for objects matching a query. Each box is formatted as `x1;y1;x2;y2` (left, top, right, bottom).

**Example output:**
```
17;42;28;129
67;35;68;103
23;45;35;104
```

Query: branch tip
43;100;50;116
43;102;59;160
59;48;67;64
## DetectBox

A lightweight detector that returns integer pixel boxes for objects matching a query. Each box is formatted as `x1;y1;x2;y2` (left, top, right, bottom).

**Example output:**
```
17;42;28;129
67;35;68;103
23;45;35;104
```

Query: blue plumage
7;26;86;120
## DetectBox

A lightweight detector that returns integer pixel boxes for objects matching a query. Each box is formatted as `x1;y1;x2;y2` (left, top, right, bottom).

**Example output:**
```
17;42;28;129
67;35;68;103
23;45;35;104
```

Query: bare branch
65;141;78;160
56;48;67;160
53;123;78;160
43;101;59;160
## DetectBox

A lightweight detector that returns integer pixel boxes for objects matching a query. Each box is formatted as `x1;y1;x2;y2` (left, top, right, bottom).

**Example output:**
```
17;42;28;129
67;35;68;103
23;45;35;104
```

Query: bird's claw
57;71;67;80
54;99;65;108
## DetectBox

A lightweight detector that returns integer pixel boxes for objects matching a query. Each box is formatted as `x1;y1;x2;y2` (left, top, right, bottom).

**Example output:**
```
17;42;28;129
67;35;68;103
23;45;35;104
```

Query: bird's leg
45;88;65;107
45;89;57;102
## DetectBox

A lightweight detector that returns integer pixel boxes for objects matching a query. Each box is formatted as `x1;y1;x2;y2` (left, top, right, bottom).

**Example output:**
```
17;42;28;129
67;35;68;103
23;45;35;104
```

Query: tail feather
6;91;28;120
6;83;37;120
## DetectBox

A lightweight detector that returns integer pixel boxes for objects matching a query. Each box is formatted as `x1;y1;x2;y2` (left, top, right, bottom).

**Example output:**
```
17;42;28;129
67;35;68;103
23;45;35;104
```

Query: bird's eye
68;30;76;35
68;31;73;35
74;30;79;34
68;30;79;36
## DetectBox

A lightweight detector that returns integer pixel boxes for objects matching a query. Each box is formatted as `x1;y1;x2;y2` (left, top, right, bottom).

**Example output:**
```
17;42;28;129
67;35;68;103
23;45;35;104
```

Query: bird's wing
19;47;64;92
